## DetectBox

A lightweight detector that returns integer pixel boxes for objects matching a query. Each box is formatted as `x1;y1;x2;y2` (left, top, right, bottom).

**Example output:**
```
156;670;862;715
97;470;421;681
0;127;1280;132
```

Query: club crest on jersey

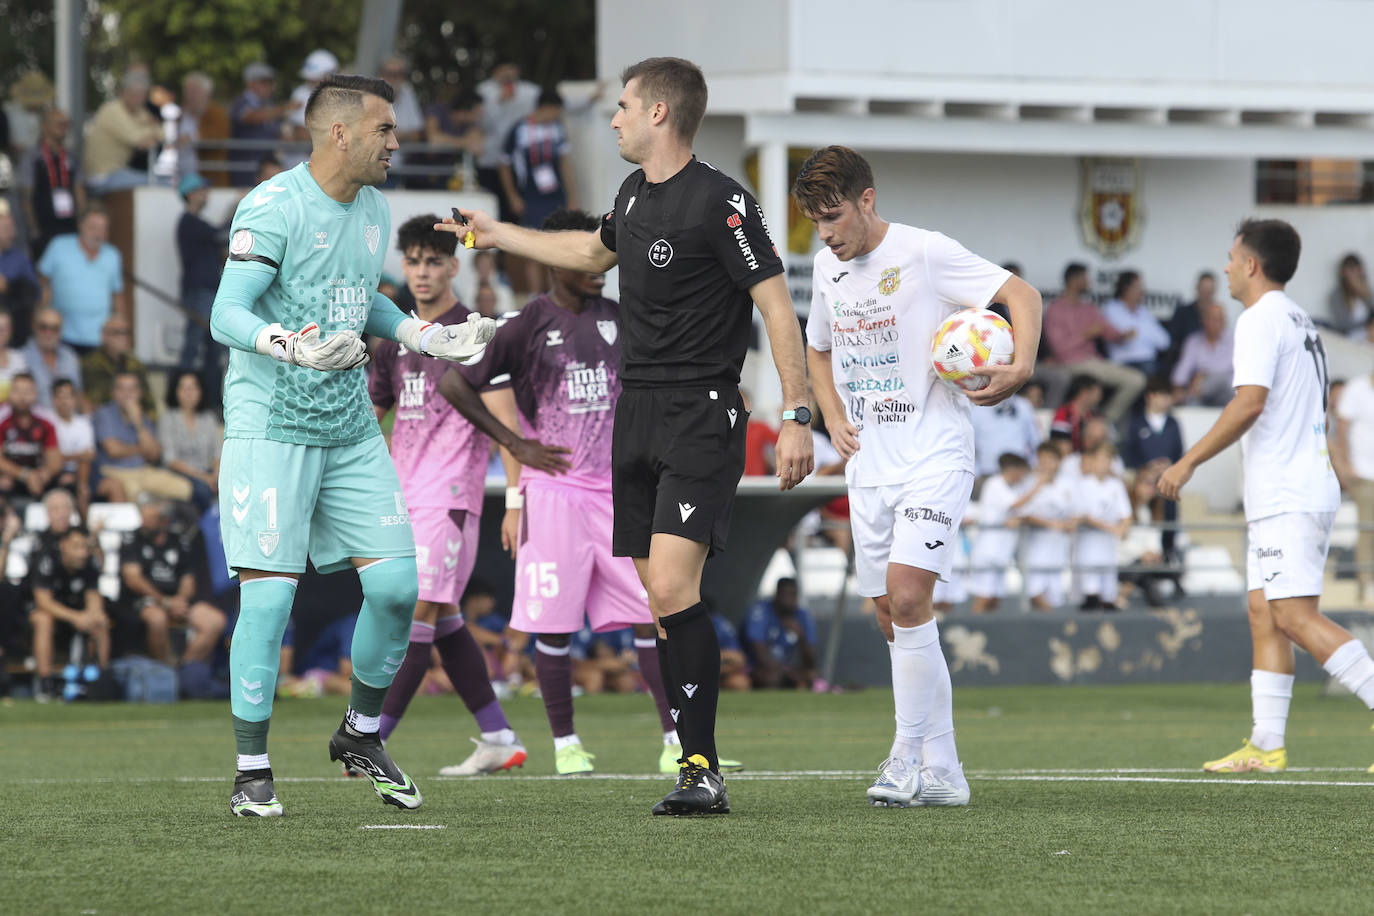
879;266;901;296
597;320;617;344
229;230;254;256
364;224;381;255
648;238;673;268
257;531;279;556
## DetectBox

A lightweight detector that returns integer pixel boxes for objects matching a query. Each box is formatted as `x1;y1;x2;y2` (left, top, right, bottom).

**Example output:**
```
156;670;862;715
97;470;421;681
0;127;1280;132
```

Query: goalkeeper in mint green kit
210;74;494;817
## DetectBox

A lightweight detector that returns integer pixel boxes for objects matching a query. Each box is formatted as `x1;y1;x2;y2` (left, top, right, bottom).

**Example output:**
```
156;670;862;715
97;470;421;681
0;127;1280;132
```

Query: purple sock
379;621;435;741
434;614;509;733
635;636;677;733
534;639;575;738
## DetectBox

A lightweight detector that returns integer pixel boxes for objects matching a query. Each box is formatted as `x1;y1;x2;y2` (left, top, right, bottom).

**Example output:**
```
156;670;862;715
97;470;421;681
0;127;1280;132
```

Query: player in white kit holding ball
794;146;1043;807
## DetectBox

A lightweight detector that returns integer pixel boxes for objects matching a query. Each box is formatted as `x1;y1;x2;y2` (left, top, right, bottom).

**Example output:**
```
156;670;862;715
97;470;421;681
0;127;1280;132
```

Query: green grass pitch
4;683;1374;915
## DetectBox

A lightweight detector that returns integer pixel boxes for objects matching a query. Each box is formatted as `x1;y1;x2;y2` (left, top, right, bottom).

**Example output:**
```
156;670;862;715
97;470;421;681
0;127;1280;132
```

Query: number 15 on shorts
524;562;560;598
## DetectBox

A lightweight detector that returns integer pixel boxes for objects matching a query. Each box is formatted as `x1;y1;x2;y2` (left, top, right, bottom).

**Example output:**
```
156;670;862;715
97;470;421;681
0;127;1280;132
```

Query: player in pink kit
441;209;734;775
369;214;570;775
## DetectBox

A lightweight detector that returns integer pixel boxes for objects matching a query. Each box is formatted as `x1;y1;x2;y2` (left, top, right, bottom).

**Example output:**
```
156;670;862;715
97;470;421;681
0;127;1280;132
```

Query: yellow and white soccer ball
930;308;1015;392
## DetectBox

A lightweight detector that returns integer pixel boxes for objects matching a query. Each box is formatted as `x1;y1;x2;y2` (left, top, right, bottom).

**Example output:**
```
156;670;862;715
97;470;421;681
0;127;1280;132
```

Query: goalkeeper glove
254;323;369;371
397;312;497;364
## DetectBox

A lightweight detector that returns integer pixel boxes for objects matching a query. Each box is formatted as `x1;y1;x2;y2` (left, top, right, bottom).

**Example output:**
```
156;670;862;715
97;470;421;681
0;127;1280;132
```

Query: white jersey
1231;290;1340;520
807;223;1010;488
1074;474;1131;570
1018;476;1072;574
971;473;1023;567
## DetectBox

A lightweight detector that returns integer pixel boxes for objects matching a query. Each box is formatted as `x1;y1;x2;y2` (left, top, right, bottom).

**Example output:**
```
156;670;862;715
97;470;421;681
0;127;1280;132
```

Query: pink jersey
369;303;490;511
457;294;621;491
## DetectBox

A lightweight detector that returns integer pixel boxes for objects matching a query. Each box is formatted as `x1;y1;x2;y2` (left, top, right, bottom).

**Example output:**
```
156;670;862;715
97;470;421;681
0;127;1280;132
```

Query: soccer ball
930;308;1014;392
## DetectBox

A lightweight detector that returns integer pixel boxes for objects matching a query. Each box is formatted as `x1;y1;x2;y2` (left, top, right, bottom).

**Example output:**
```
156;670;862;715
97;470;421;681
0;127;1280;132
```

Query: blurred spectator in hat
175;172;227;381
17;107;85;264
229;63;298;187
20;307;81;408
4;71;54;160
178;71;230;188
284;49;339;168
37;206;125;354
83;69;161;194
0;206;39;346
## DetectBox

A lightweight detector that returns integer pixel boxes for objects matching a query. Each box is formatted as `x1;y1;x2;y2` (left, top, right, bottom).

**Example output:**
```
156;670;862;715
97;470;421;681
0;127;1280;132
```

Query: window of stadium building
1255;159;1374;205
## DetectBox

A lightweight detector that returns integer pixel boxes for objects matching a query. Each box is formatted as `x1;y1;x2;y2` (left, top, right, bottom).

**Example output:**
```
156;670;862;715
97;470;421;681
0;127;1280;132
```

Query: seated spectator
177;71;231;188
1042;262;1145;420
93;371;191;504
1171;302;1234;406
969;453;1030;613
32;487;86;559
20;307;83;408
48;378;94;510
1073;443;1132;611
1165;271;1218;372
971;393;1041;479
500;87;575;292
279;613;356;698
38;207;125;354
229;63;296;187
29;525;110;701
0;208;40;343
0;372;60;504
744;578;817;689
1049;375;1103;453
117;495;226;669
0;307;28;402
1123;377;1185;562
82;70;160;194
570;626;639;695
1327;253;1373;340
82;316;155;415
1102;270;1171;377
712;611;751;691
156;370;221;511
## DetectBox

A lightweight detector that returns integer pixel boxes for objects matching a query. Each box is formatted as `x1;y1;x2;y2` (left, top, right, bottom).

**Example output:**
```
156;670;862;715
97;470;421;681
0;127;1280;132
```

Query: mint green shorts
219;434;416;576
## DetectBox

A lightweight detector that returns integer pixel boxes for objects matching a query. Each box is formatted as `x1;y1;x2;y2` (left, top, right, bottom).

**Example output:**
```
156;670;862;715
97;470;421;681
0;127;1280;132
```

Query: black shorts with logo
611;386;749;559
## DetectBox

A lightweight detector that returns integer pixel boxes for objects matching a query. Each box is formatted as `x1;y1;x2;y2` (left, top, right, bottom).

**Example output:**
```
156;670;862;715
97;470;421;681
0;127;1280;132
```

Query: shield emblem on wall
1078;158;1144;259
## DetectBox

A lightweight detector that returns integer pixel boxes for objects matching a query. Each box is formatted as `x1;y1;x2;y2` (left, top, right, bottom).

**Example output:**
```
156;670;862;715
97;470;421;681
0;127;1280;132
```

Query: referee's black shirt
599;157;784;389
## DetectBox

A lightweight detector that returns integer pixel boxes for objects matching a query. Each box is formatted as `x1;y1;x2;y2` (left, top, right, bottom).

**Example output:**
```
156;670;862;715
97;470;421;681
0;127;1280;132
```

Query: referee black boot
652;754;730;816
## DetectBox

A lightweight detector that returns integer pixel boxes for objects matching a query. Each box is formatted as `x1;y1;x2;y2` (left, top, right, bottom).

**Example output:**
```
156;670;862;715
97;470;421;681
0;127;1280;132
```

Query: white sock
345;707;380;734
237;753;270;772
663;730;680;746
921;631;960;774
1248;669;1293;751
553;733;581;752
885;641;918;759
481;728;517;745
1323;640;1374;708
890;623;940;763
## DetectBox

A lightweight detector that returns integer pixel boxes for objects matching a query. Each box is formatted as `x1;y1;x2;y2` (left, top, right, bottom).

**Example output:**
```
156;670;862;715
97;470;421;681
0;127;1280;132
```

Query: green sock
233;716;270;756
349;674;389;718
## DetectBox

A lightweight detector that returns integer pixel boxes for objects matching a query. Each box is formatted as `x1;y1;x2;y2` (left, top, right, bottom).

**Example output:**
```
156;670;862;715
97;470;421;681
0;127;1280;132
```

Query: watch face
793;406;812;424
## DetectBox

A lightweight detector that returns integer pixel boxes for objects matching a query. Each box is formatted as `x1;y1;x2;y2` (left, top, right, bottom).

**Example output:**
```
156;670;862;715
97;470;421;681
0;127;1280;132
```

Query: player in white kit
1160;219;1374;772
795;146;1043;806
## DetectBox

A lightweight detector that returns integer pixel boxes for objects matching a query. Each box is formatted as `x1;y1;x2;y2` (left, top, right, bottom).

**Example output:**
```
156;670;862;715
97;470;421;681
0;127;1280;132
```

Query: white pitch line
981;775;1374;788
360;824;447;830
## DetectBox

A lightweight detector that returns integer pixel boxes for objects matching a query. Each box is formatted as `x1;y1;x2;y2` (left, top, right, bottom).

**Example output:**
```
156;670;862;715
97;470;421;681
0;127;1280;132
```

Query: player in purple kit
368;214;570;775
440;209;735;775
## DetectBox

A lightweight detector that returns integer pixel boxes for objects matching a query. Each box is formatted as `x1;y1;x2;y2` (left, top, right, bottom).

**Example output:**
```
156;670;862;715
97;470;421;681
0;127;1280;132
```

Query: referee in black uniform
439;56;814;815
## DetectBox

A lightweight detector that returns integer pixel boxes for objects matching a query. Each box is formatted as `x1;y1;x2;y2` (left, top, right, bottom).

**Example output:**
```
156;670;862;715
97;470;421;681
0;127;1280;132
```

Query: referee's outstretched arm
750;272;816;490
435;209;617;274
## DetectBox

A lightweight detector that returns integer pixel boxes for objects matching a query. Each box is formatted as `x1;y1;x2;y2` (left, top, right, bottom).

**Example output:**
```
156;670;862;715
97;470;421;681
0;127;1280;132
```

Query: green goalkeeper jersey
219;162;390;446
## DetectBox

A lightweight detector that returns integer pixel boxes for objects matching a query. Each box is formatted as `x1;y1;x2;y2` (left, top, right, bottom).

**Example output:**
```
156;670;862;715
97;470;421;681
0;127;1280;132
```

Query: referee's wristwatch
781;406;812;425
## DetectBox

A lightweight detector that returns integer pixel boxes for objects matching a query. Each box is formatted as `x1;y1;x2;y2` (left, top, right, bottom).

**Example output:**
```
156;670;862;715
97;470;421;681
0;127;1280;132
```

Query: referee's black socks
659;601;721;772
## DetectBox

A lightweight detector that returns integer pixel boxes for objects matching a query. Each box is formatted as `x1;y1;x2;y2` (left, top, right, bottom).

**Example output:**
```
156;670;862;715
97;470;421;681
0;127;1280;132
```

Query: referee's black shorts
611;386;749;559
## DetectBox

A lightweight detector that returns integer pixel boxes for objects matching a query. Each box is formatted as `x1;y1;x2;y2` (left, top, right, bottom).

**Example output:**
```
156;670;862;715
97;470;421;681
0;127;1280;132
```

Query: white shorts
1246;511;1334;600
1024;571;1065;607
850;470;975;599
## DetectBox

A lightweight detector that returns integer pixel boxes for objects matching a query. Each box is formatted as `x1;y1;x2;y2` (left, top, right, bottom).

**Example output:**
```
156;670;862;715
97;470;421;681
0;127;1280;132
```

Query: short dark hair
51;376;74;396
537;86;563;108
1236;218;1301;284
541;208;600;233
397;213;457;258
1197;270;1216;283
998;453;1030;472
1036;441;1061;459
1113;270;1141;299
1064;262;1088;285
1145;374;1173;396
1087;441;1118;460
792;145;875;216
775;577;798;593
165;369;204;411
10;371;35;386
60;525;89;542
620;57;708;142
1066;374;1102;401
305;74;395;133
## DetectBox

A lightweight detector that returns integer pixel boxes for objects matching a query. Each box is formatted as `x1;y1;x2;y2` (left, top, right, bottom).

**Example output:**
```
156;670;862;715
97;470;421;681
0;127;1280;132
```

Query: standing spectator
156;370;221;511
0;207;40;343
1166;271;1218;371
500;88;577;294
48;378;94;512
378;57;425;186
82;70;160;194
1015;443;1073;611
1327;253;1373;339
81;316;154;415
970;393;1041;479
1043;262;1146;420
38;207;126;353
92;371;190;504
228;63;297;187
0;372;59;503
29;525;110;702
117;495;226;668
0;308;25;401
1123;377;1185;561
178;72;230;188
475;62;540;220
1335;364;1374;607
174;173;227;383
4;71;54;161
1074;442;1132;610
423;88;485;188
20;308;82;408
968;453;1030;613
743;578;817;690
283;50;339;169
1049;374;1103;453
1102;271;1171;376
16;107;84;262
1171;302;1234;406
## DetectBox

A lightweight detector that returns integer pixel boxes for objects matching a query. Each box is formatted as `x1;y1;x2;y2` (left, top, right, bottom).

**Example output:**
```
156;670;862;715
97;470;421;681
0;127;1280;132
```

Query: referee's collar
642;155;697;190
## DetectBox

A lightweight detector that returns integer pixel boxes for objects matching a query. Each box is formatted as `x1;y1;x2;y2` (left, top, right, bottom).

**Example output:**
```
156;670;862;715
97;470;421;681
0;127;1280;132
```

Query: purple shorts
512;482;652;634
411;506;480;606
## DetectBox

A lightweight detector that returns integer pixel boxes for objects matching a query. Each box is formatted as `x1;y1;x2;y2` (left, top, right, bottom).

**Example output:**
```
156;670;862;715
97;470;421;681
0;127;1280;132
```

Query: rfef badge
1079;158;1143;259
